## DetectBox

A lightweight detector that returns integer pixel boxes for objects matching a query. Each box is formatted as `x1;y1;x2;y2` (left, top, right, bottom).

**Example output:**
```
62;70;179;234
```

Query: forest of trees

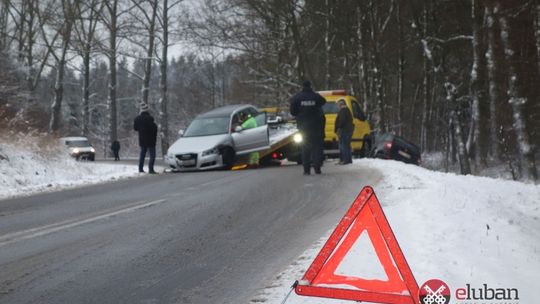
0;0;538;181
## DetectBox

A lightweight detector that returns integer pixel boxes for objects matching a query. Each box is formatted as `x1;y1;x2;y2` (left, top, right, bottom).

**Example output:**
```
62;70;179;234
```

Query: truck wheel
221;147;235;170
361;136;371;158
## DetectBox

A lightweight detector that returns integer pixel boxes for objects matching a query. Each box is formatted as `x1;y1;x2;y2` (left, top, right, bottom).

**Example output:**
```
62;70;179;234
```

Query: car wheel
221;147;235;170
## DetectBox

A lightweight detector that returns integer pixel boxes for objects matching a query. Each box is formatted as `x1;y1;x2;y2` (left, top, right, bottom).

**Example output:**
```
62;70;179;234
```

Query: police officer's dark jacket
290;87;326;134
134;111;158;147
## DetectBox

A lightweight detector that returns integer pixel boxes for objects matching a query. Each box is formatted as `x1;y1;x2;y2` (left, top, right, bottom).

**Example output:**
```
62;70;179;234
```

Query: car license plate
179;159;195;166
398;150;411;159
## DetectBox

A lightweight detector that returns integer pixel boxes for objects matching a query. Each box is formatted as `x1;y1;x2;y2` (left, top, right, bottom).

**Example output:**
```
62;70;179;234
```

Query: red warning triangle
295;186;419;304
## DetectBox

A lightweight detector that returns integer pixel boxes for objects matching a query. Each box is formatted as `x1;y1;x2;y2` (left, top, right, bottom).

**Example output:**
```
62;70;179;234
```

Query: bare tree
101;0;129;145
38;0;81;132
536;0;540;78
288;0;309;82
445;81;471;175
323;0;332;88
496;1;538;181
7;0;48;92
484;3;502;160
73;0;103;136
470;0;488;169
0;0;9;51
156;0;182;155
367;0;395;134
355;4;369;113
396;0;404;135
131;0;158;106
420;0;431;151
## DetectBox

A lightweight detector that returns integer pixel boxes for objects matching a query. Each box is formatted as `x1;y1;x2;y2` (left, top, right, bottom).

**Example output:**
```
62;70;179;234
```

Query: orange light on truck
317;90;347;96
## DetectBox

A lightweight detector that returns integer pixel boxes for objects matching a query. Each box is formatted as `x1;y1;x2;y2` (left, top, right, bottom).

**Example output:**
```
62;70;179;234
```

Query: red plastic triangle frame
295;186;419;304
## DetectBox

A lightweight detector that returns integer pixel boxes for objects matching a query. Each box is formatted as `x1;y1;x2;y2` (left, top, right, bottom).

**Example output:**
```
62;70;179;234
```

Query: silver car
59;136;96;161
165;104;270;171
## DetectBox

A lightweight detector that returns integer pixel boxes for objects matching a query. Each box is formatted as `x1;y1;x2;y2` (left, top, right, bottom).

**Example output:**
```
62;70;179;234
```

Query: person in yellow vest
239;112;260;167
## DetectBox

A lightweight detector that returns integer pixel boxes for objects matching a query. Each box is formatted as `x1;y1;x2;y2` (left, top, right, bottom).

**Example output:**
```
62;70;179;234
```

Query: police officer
290;80;326;175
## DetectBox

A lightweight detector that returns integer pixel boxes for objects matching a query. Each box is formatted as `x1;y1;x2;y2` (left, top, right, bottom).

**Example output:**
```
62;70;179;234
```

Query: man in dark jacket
111;140;120;161
290;80;326;175
335;99;354;164
134;103;158;173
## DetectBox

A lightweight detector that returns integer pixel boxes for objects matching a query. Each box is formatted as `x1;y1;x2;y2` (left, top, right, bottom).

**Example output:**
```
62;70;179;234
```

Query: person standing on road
111;140;121;161
134;103;158;174
290;80;326;175
335;99;354;165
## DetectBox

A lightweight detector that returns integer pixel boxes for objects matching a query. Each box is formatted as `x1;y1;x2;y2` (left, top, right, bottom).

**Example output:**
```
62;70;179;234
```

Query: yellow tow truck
318;90;372;157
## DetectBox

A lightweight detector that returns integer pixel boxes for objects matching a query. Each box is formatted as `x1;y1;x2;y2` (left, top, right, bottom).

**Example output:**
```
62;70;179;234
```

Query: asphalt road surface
0;162;382;304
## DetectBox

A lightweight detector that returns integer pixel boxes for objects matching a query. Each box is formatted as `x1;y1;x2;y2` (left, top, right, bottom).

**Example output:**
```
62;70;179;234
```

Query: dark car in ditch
370;133;421;165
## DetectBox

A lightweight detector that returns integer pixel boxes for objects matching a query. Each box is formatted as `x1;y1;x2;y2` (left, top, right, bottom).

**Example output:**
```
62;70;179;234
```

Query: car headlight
73;148;80;154
90;147;95;153
202;147;219;156
293;133;303;143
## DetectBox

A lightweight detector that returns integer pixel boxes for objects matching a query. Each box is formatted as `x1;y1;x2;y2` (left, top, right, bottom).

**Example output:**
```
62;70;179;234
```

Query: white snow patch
0;137;139;200
335;231;388;280
255;159;540;303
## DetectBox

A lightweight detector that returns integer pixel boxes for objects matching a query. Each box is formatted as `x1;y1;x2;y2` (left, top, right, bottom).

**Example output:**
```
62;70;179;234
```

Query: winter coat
335;107;354;134
134;111;158;147
241;115;257;129
290;88;326;141
111;140;120;151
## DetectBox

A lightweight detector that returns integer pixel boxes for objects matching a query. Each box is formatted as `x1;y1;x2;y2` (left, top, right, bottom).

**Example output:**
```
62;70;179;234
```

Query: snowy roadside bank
256;159;540;303
0;138;141;201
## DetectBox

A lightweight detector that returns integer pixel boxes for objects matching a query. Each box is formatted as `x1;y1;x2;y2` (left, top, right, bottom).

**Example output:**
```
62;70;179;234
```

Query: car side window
255;112;267;126
351;101;367;121
231;112;242;131
245;107;266;126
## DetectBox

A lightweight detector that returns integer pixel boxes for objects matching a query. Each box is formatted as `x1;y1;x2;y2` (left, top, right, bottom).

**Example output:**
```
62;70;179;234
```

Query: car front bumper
165;152;224;171
70;151;95;160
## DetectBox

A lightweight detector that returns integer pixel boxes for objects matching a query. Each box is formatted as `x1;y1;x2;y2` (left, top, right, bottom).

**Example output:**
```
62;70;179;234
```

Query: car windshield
184;117;230;137
322;102;338;114
66;140;91;147
377;133;394;143
395;135;420;153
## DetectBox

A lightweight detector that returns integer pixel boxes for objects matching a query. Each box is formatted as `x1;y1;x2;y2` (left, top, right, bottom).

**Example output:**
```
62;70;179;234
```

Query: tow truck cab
318;90;372;157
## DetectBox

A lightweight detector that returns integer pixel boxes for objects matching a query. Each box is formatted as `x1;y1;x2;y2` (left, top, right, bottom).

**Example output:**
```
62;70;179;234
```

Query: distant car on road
165;104;270;171
60;136;95;161
369;133;421;165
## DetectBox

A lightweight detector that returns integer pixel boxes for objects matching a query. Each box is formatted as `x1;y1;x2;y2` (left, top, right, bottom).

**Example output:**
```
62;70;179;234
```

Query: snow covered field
256;159;540;304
